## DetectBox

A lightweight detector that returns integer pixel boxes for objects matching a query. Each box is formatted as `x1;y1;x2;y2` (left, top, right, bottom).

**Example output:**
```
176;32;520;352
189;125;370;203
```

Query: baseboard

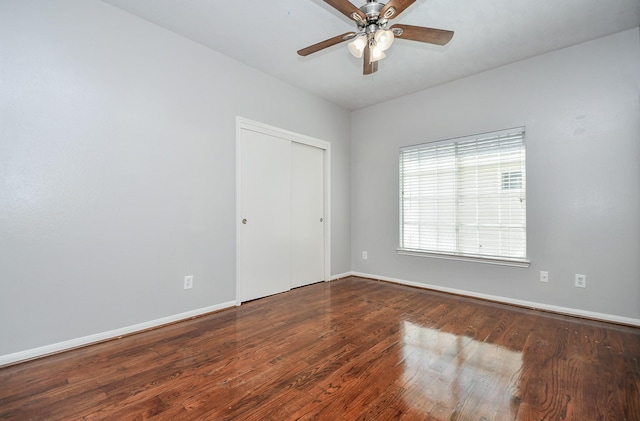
328;272;352;281
0;301;237;367
349;271;640;327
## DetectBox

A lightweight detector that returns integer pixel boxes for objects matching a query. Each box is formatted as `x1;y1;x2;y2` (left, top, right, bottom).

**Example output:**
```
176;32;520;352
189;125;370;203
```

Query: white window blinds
399;127;526;262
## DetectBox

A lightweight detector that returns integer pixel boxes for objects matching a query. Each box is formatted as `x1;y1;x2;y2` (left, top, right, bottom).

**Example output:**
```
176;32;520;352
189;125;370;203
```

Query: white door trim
235;117;331;305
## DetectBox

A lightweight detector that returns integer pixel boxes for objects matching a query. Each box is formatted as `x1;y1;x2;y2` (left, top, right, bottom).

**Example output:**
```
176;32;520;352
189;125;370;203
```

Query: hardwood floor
1;276;639;420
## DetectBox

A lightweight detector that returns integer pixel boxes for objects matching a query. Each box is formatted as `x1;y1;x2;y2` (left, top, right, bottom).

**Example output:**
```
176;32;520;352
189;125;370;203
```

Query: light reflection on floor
400;320;523;419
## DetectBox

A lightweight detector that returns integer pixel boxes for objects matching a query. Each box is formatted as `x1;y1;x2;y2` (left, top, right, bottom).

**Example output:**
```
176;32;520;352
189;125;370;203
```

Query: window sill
396;248;530;267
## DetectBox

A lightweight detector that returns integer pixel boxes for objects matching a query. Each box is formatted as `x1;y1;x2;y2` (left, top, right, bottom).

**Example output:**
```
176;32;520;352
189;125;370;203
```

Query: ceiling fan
297;0;454;75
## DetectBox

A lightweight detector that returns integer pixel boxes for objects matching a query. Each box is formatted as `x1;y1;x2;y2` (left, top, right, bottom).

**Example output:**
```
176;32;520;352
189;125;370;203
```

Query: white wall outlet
575;274;586;288
184;275;193;290
362;251;368;260
540;271;549;283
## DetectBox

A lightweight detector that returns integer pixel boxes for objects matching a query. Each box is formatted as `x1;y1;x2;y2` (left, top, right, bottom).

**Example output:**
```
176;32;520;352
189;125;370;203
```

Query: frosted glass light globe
348;35;367;58
374;29;394;51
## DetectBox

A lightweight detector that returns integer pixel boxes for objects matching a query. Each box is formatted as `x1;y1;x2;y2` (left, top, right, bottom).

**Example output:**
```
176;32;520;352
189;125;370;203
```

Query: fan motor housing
360;1;383;21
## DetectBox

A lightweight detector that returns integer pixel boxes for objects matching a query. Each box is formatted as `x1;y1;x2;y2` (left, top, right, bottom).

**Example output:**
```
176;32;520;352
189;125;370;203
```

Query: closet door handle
242;218;247;224
320;218;323;222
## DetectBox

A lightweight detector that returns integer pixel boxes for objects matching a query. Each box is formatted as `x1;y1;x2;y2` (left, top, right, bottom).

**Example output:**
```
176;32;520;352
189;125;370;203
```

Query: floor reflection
400;320;523;419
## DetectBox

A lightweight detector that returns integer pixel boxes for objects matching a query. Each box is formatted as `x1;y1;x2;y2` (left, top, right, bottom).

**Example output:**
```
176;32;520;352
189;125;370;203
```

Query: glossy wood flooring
1;277;639;420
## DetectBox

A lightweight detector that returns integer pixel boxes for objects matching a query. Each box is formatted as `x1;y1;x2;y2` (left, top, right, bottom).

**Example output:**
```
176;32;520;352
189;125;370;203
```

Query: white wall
0;0;351;358
351;28;640;321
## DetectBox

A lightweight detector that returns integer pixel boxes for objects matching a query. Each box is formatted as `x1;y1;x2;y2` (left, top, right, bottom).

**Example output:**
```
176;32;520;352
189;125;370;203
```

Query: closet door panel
239;129;291;302
291;142;325;288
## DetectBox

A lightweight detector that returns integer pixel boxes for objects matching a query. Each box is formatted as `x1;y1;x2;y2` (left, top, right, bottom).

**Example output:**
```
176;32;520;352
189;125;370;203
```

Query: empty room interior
1;0;639;419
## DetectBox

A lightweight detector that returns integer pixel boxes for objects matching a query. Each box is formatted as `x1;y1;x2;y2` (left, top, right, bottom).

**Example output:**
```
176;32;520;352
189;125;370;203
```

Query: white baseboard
349;271;640;327
328;272;352;281
0;301;236;367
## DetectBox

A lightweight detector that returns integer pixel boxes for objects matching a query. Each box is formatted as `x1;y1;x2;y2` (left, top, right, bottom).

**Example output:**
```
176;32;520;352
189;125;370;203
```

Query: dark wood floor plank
1;276;639;420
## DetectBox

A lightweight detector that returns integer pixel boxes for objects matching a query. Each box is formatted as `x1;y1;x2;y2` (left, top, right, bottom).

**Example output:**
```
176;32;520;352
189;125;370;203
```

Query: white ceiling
101;0;640;110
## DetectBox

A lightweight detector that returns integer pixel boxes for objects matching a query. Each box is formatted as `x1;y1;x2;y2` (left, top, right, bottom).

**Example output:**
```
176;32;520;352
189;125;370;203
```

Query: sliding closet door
291;142;324;288
238;129;291;302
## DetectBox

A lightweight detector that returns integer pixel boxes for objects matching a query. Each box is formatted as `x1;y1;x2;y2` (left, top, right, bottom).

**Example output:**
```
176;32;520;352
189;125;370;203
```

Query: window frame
397;127;530;267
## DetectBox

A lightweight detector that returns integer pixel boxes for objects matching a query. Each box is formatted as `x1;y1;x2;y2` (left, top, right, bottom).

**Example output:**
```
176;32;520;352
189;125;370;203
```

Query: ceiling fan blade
362;44;378;75
297;32;356;56
324;0;366;22
391;24;454;45
379;0;417;20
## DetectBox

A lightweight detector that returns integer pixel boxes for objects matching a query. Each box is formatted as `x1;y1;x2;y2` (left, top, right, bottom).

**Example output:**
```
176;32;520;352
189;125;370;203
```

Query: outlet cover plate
575;274;586;288
184;275;193;290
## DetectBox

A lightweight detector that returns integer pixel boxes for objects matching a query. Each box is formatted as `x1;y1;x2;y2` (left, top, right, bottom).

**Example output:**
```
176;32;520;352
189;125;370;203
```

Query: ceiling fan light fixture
374;29;394;51
348;34;367;58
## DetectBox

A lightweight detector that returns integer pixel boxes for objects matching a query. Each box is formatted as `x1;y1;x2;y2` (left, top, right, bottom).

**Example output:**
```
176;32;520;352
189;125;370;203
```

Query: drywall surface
0;0;350;356
351;28;640;320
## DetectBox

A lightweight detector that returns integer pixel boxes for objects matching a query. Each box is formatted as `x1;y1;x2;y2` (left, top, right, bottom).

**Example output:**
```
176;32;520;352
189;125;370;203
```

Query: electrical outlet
184;275;193;290
362;251;368;260
540;271;549;283
575;274;586;288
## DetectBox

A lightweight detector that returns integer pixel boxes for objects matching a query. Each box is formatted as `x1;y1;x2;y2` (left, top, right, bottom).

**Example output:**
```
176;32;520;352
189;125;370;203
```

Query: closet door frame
235;117;331;305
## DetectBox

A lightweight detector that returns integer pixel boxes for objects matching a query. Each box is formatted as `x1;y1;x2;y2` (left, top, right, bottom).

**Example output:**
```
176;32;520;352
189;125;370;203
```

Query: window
399;127;527;265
